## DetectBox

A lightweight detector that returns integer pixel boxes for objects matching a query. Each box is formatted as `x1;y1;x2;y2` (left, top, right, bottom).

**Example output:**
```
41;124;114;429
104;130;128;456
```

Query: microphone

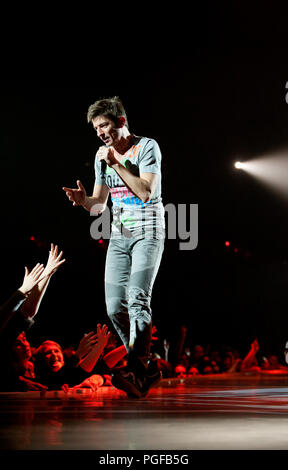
100;160;107;178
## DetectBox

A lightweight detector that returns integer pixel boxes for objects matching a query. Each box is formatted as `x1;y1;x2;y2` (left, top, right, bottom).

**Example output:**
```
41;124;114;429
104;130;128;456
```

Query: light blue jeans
104;235;164;366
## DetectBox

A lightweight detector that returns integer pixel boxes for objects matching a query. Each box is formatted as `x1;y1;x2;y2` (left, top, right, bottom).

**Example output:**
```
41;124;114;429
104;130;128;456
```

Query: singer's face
92;115;121;147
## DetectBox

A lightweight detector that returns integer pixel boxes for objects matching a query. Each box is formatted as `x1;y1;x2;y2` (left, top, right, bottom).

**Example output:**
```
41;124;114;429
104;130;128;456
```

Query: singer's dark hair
87;96;129;129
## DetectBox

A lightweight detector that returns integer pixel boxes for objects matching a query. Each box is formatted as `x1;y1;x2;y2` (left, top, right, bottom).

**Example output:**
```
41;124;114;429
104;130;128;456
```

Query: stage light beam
233;149;288;200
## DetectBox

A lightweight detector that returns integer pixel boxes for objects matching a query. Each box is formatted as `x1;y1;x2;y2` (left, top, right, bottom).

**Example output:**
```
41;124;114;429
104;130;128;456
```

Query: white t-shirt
94;135;165;239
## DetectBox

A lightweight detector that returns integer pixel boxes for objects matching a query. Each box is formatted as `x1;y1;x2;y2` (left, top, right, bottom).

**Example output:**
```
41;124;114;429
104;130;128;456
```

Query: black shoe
111;370;143;398
141;368;162;397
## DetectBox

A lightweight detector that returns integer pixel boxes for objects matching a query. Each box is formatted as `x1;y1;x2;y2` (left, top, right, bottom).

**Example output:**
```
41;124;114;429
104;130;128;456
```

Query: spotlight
234;161;243;169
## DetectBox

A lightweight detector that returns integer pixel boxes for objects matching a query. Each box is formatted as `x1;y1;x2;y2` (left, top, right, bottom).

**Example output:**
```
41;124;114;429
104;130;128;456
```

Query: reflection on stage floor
1;374;288;450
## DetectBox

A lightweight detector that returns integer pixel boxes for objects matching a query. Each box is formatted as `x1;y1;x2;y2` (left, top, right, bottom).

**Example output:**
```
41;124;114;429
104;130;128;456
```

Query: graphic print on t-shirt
94;136;165;238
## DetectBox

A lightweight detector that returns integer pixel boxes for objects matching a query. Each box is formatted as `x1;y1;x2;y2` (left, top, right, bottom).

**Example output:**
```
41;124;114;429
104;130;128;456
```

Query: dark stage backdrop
1;44;288;360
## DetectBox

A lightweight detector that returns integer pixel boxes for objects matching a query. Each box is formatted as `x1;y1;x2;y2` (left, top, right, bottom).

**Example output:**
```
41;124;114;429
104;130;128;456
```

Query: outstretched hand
77;324;111;373
250;338;259;354
62;180;87;206
18;244;65;320
19;263;45;295
95;323;111;349
75;331;98;361
41;243;66;279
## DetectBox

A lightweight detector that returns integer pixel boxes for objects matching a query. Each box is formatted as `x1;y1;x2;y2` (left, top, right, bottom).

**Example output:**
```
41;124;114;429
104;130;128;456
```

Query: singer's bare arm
112;165;158;203
62;180;110;214
97;147;158;203
85;181;110;213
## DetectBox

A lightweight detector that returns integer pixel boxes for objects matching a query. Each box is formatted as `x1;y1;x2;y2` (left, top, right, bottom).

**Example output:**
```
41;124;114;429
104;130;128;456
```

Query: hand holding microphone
97;146;119;175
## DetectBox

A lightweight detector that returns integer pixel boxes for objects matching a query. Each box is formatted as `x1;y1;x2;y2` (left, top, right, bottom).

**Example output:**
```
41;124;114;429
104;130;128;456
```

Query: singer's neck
113;132;134;155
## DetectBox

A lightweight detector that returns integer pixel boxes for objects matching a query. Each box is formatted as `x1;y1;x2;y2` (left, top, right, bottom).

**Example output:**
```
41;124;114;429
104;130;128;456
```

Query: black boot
141;358;162;397
111;370;144;398
111;353;147;398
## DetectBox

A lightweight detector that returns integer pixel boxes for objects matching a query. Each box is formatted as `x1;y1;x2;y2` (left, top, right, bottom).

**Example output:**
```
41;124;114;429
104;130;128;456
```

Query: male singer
63;96;165;397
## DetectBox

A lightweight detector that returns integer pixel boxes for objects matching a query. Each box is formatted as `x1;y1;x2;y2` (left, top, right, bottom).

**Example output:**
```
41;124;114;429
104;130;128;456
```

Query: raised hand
78;324;111;373
18;263;45;295
62;180;87;206
251;338;259;354
163;339;170;362
95;323;111;349
151;325;158;342
19;245;65;319
75;331;98;361
41;243;66;278
163;339;170;351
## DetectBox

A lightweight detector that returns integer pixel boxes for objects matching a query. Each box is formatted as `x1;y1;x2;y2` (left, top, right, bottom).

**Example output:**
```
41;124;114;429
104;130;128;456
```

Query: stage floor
1;374;288;451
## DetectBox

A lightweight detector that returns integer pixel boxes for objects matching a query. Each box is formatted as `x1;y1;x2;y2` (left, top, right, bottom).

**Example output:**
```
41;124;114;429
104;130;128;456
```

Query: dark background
1;6;288;360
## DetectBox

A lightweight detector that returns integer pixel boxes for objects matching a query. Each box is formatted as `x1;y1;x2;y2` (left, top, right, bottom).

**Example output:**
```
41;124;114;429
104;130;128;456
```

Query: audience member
261;354;287;371
200;355;218;374
210;349;223;372
187;366;199;376
240;338;261;373
174;364;187;378
190;344;205;370
4;270;288;392
0;263;44;335
221;348;242;373
152;355;173;378
178;352;190;371
12;331;34;379
34;325;110;390
189;344;219;374
174;325;188;362
0;244;65;391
